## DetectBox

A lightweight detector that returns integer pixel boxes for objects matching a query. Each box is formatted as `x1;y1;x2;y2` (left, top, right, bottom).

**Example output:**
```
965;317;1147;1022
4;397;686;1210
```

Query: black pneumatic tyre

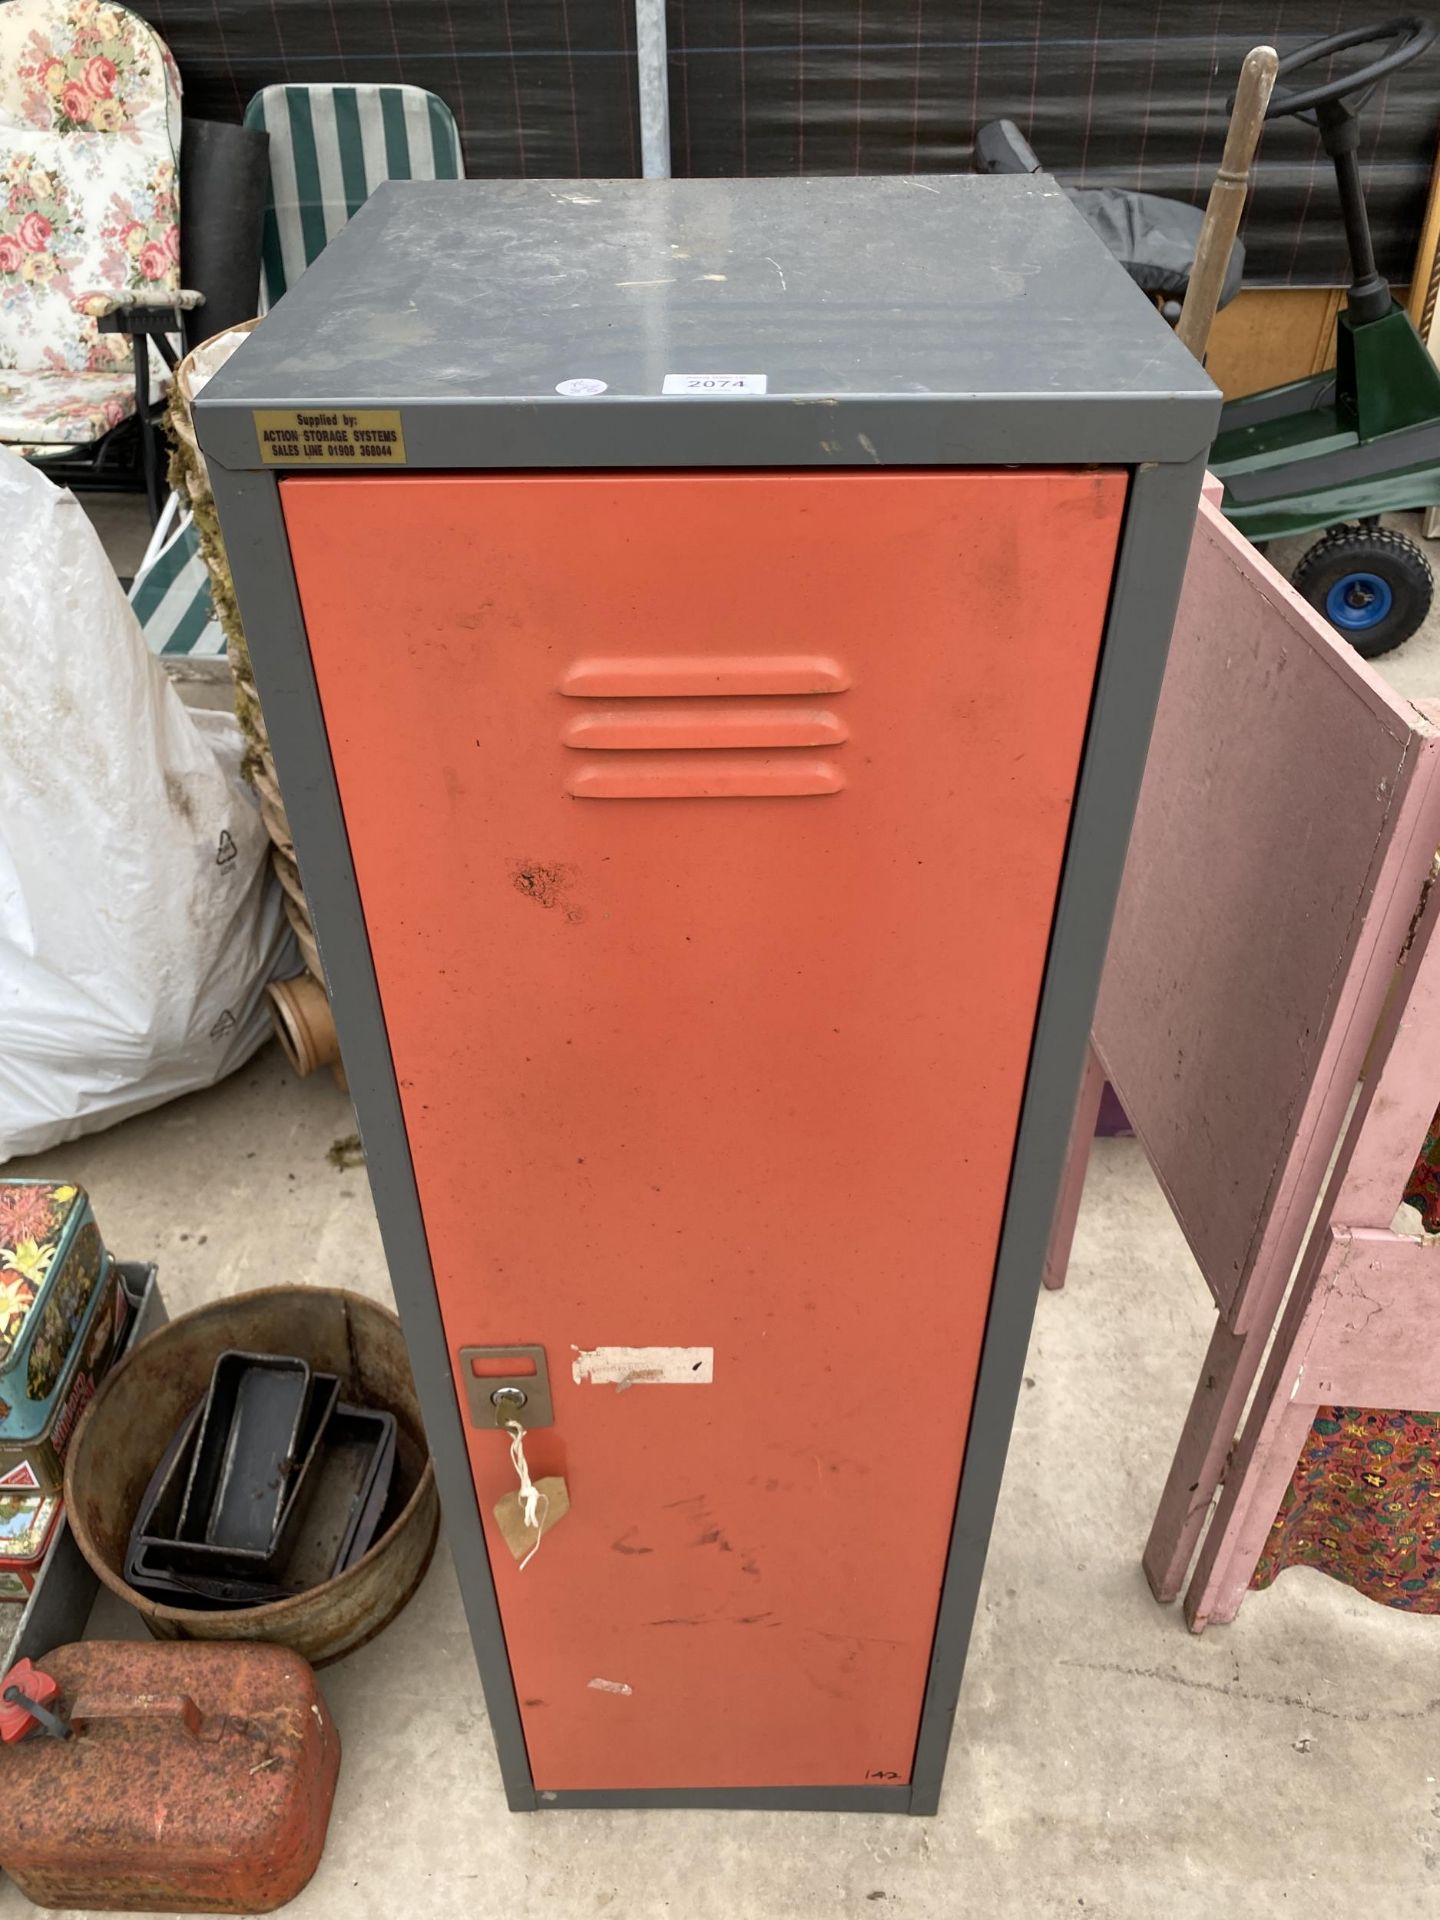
1291;524;1434;660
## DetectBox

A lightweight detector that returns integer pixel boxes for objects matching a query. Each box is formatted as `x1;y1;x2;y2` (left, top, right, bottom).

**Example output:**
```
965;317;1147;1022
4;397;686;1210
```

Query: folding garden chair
0;0;201;517
128;488;221;658
242;83;463;309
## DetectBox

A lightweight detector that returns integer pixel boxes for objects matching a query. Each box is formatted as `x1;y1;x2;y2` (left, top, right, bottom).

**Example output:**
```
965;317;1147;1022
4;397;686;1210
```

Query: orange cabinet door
283;467;1125;1793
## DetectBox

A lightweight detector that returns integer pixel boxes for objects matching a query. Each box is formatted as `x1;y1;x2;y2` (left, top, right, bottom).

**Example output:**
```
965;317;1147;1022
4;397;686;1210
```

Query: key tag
491;1391;569;1567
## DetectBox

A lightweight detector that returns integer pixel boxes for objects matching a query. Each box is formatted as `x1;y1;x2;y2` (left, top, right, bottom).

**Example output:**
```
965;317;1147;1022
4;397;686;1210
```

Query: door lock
458;1346;553;1429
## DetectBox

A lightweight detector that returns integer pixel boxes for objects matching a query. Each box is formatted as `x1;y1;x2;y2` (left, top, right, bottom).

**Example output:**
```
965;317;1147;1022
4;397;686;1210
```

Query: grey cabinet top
199;174;1219;471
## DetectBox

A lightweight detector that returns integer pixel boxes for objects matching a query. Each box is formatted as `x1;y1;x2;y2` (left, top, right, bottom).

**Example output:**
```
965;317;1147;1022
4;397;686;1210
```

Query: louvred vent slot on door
559;654;851;799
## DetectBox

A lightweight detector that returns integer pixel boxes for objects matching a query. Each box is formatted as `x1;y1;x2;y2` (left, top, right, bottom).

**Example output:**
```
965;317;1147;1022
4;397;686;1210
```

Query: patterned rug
1250;1106;1440;1609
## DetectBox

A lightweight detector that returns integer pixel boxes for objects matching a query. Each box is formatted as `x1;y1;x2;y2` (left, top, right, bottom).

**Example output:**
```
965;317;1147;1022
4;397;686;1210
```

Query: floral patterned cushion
0;0;180;140
0;360;131;442
0;0;180;399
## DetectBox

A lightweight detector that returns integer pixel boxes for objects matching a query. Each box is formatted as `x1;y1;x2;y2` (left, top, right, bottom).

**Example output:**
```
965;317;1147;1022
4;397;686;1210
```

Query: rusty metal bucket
65;1289;439;1666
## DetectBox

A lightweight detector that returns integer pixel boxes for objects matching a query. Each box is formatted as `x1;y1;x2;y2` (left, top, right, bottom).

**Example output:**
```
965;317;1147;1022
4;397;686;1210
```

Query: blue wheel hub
1325;570;1393;632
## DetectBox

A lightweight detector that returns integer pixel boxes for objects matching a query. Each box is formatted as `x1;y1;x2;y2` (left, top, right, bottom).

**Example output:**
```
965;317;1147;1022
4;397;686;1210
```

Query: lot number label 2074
661;374;768;395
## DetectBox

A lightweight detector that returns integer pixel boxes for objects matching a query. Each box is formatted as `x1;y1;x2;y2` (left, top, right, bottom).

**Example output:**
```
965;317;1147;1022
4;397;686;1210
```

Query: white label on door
572;1345;715;1389
555;378;608;396
662;373;767;395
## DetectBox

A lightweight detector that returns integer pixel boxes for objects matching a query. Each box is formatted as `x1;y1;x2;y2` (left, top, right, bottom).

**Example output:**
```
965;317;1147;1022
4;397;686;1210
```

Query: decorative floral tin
0;1183;125;1496
0;1490;62;1599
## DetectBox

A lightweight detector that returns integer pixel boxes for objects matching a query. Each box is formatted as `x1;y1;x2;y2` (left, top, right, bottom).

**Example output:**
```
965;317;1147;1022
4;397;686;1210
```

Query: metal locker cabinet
198;175;1218;1814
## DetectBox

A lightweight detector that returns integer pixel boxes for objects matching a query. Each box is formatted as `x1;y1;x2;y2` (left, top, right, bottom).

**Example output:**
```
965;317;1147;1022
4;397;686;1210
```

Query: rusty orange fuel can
0;1641;341;1912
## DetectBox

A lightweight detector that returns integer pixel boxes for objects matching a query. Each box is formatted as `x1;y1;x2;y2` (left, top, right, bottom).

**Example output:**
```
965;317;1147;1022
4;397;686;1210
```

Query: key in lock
458;1346;553;1428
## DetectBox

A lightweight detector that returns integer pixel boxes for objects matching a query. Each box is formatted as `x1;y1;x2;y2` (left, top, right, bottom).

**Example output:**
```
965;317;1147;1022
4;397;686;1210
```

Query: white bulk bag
0;453;294;1158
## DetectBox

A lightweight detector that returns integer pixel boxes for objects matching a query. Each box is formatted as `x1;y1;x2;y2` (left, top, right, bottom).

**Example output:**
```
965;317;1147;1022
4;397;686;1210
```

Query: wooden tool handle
1176;46;1280;363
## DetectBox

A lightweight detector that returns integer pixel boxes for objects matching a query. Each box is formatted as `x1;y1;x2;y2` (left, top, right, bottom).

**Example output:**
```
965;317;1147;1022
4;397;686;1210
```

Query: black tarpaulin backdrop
130;1;1438;285
131;0;643;174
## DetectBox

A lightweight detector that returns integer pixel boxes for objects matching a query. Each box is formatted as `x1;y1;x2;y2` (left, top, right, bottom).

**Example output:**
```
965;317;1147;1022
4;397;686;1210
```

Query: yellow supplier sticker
255;408;407;465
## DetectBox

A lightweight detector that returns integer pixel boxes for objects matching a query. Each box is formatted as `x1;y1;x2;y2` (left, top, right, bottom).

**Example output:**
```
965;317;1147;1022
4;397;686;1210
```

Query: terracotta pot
266;972;340;1078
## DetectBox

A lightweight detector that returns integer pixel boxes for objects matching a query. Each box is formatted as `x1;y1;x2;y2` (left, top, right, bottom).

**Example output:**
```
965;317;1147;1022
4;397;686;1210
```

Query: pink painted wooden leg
1180;1229;1334;1629
1142;1314;1271;1603
1042;1044;1105;1291
1184;1397;1316;1630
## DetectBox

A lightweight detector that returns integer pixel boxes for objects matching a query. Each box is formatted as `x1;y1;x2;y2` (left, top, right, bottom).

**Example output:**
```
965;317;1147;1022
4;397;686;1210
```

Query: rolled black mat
180;118;271;347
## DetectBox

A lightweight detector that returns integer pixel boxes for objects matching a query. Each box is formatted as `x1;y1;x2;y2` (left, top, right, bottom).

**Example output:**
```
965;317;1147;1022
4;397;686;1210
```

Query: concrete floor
5;495;1439;1915
9;1050;1440;1917
76;490;153;579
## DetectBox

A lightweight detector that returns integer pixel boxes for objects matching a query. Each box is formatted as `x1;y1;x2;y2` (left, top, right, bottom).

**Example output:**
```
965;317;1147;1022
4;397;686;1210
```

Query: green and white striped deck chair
129;495;224;658
243;84;464;308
